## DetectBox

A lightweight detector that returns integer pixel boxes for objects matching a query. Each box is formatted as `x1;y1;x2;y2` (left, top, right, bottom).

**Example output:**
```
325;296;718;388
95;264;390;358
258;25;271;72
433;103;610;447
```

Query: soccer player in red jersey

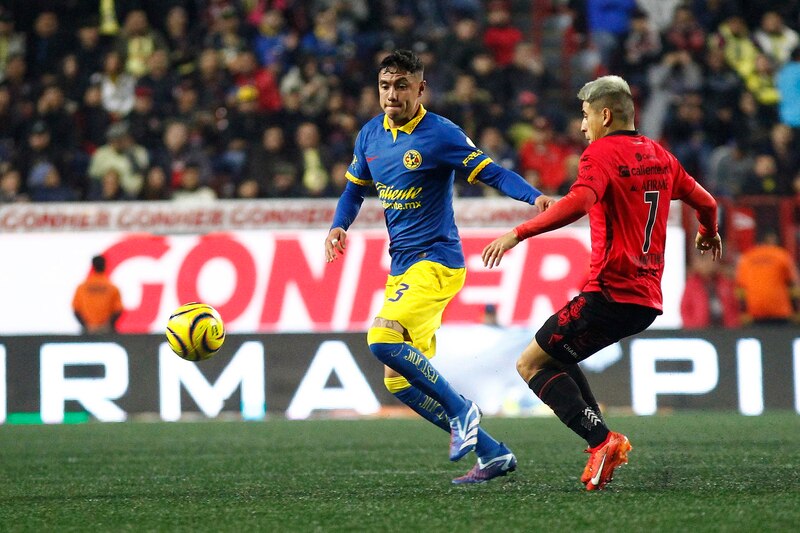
482;75;723;490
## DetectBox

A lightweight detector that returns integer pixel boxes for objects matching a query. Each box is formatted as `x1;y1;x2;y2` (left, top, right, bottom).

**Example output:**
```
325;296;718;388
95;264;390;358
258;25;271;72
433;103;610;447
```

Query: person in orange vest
72;255;123;334
735;230;800;325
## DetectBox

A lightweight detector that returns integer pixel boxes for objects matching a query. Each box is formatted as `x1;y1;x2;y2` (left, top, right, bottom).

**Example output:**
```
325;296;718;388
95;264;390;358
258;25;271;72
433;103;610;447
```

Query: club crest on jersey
403;150;422;169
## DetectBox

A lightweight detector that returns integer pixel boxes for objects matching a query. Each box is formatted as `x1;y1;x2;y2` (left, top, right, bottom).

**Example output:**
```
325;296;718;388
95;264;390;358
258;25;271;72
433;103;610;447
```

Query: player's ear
602;107;613;127
418;79;426;98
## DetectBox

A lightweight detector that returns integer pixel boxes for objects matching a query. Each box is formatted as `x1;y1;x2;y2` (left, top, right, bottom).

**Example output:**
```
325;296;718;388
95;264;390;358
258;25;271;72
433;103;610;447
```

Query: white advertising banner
0;226;685;334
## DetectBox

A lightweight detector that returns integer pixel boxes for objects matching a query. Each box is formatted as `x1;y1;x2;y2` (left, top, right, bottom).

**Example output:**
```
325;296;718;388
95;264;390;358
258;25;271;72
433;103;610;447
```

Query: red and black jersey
572;130;697;311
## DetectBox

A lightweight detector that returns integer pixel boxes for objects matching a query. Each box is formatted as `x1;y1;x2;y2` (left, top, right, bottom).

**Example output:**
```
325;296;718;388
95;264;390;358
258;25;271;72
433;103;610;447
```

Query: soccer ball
166;302;225;361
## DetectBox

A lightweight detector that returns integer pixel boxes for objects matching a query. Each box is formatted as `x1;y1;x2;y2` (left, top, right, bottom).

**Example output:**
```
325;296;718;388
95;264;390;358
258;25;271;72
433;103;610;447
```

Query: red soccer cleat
582;431;632;491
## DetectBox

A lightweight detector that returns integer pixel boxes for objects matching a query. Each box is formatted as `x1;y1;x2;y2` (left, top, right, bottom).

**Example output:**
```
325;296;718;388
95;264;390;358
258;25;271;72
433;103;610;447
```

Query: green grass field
1;412;798;532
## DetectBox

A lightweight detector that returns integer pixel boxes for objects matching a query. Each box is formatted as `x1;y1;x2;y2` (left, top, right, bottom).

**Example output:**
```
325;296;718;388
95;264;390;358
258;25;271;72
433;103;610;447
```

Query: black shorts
535;291;660;364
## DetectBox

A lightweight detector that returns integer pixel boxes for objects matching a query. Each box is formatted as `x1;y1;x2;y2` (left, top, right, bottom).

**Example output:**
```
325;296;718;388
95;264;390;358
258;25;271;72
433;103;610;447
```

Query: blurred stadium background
0;2;798;425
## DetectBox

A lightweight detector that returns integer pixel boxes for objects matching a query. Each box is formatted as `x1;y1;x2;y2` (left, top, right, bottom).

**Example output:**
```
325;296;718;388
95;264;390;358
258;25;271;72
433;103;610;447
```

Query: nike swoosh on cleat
477;453;515;471
590;453;607;486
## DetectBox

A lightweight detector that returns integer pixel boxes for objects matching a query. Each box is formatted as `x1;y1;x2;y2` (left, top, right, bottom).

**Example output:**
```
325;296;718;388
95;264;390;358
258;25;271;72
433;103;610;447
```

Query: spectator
33;84;76;152
14;120;74;196
164;5;199;77
26;11;68;78
244;125;297;191
252;8;298;71
115;9;167;78
265;161;303;198
75;81;113;153
220;84;265;183
137;48;179;116
193;47;234;112
28;164;77;202
478;125;518;172
680;254;739;328
97;50;136;119
482;0;523;68
172;162;217;202
661;4;706;61
618;7;661;100
707;14;760;80
0;11;25;82
0;166;28;203
294;121;331;197
88;167;132;201
205;4;250;70
87;121;149;198
439;72;492;139
279;54;329;119
640;50;703;140
701;46;743;147
776;47;800;128
735;230;800;325
753;11;799;67
72;255;123;335
662;92;713;180
127;85;164;151
74;16;105;81
745;54;780;112
761;123;800;181
468;50;509;125
585;0;636;68
740;153;790;195
517;117;570;195
705;138;755;198
151;120;213;190
502;42;550;113
436;16;484;74
231;49;282;113
137;165;171;200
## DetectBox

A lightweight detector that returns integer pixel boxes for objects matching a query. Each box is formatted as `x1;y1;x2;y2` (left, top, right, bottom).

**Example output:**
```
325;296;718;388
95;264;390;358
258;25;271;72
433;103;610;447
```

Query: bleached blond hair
577;75;635;124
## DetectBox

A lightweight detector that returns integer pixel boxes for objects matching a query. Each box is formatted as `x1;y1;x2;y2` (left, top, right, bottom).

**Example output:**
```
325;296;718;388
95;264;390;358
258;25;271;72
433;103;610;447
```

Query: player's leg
368;261;495;462
384;367;448;431
368;317;479;461
386;365;512;467
520;292;658;489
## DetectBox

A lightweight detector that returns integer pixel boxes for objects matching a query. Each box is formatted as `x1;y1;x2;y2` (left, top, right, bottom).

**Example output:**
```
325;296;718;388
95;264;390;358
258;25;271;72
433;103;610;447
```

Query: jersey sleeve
571;149;610;200
345;128;373;186
435;121;493;184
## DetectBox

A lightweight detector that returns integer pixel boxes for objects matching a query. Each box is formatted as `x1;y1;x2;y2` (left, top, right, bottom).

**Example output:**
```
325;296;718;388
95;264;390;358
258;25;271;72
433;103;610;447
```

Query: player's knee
367;326;404;363
517;343;549;381
516;355;539;382
384;375;411;394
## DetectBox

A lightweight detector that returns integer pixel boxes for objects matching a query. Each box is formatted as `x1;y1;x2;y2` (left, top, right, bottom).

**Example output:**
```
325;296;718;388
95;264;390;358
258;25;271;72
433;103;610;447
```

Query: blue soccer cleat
449;400;481;461
452;443;517;485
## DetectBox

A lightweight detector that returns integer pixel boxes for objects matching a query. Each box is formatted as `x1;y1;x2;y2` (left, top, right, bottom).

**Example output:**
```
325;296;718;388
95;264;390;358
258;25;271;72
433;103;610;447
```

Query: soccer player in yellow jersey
325;50;553;483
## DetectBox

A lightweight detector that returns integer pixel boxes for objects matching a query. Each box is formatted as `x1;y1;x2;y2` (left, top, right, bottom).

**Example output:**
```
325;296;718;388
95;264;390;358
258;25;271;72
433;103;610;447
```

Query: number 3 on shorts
388;283;410;302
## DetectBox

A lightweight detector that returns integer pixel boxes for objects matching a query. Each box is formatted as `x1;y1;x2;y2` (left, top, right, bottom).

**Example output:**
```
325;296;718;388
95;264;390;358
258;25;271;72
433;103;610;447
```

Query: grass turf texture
1;412;798;531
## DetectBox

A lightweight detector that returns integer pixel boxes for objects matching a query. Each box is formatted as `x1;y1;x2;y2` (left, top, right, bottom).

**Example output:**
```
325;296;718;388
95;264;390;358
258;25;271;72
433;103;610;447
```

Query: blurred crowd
0;0;799;207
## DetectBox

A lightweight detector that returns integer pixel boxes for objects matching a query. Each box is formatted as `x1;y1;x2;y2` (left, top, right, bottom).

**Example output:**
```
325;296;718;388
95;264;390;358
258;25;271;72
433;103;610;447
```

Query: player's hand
535;195;555;212
325;228;347;262
695;232;722;261
482;231;520;268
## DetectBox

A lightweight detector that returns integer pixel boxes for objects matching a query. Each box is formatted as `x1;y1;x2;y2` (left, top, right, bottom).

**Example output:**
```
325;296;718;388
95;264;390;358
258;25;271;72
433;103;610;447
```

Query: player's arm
476;163;555;212
680;181;722;261
482;186;596;268
326;180;368;262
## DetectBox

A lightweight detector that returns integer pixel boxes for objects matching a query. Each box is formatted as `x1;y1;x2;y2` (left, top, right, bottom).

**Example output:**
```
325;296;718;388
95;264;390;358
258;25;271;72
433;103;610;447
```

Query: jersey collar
383;104;427;141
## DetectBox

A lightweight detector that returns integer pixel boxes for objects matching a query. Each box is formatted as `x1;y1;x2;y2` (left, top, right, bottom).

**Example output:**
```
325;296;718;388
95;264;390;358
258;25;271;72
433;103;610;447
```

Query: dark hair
378;49;423;76
92;255;106;273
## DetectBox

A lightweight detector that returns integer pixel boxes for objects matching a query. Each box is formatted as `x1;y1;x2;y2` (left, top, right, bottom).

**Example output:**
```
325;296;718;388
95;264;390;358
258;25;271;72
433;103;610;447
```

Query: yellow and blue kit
332;104;542;276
